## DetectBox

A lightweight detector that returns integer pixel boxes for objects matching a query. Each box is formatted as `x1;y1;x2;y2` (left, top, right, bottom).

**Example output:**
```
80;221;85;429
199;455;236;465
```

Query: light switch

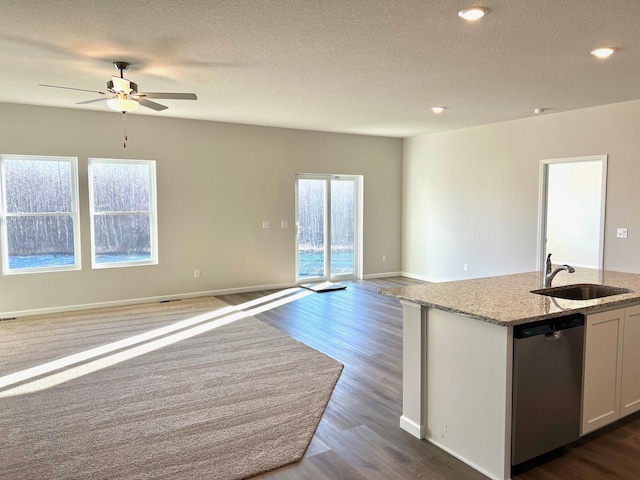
617;228;628;238
281;220;289;228
262;221;271;229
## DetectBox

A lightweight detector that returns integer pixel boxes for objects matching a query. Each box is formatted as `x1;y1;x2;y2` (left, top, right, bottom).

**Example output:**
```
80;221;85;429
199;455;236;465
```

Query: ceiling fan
39;61;197;113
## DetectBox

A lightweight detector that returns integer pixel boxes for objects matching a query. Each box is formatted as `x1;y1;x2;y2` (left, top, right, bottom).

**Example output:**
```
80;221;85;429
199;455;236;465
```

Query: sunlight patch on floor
0;288;312;397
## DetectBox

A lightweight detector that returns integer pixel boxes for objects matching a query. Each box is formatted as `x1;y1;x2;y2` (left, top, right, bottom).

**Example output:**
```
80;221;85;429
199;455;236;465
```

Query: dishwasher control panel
514;314;584;339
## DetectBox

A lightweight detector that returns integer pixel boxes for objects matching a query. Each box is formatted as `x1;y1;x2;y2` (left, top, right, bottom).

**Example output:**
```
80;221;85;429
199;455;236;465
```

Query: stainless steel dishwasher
511;314;585;465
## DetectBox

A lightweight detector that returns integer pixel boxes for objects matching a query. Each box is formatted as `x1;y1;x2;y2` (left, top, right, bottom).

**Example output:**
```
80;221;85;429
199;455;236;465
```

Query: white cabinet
582;305;640;435
621;304;640;417
582;308;624;435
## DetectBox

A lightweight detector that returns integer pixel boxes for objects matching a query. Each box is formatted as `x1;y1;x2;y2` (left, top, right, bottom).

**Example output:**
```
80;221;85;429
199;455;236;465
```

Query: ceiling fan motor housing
107;79;138;94
113;61;130;73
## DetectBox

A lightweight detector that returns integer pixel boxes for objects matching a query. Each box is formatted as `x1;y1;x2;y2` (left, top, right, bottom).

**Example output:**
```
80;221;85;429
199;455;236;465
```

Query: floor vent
159;299;182;303
1;317;17;321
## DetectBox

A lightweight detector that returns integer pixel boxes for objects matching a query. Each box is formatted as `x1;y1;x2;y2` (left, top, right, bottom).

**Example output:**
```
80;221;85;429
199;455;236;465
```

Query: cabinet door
582;309;625;435
621;305;640;417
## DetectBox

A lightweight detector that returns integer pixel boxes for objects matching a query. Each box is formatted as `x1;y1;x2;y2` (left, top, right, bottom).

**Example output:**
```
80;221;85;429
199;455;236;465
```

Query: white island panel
424;308;513;480
399;300;426;438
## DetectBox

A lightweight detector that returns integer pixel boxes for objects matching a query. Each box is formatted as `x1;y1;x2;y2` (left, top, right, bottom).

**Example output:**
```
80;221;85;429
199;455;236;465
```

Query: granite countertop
379;269;640;326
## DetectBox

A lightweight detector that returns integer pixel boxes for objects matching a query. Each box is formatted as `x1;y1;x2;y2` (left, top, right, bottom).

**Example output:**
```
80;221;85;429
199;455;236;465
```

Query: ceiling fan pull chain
122;111;128;148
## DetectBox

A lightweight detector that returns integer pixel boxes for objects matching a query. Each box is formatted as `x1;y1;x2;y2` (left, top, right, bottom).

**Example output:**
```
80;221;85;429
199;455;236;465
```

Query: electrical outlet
382;254;387;262
194;269;201;278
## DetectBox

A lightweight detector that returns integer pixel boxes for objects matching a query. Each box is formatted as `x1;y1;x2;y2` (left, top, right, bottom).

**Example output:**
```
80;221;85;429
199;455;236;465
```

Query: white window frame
88;158;158;269
0;154;81;275
295;174;363;283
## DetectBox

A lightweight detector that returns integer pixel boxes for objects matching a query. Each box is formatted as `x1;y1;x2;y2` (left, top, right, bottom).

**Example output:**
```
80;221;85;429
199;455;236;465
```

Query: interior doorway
537;155;607;270
295;174;362;283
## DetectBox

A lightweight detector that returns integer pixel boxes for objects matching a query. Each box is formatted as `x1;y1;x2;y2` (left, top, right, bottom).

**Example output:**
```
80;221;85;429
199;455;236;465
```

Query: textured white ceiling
1;0;639;137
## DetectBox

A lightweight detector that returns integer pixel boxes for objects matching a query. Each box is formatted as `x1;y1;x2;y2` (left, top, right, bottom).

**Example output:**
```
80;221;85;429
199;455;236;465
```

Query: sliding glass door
296;174;361;283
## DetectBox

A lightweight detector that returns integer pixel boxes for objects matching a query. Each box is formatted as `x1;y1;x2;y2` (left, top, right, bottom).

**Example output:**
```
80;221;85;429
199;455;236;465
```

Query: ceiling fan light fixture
458;7;489;21
107;93;139;112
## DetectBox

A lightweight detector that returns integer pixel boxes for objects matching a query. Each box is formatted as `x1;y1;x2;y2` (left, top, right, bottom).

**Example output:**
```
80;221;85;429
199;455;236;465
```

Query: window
0;155;80;274
88;159;158;268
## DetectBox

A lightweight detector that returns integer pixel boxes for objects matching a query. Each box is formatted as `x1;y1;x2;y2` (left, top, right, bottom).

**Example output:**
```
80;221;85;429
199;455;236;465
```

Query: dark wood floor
220;277;640;480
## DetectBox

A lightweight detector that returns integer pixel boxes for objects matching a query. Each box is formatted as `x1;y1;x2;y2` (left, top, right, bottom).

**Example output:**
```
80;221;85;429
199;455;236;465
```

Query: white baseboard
400;415;424;439
400;271;444;283
362;271;402;280
3;274;434;320
2;281;299;319
425;437;509;480
209;281;298;296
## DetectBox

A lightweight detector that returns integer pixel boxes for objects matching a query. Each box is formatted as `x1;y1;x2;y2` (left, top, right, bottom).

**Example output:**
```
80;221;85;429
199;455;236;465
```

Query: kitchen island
379;269;640;480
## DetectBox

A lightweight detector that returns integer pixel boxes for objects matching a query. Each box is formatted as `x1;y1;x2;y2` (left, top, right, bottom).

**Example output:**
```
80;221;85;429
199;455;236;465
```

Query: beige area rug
0;296;343;479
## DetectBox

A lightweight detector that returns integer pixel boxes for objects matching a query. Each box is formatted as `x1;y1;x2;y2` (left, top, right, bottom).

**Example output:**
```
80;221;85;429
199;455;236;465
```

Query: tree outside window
0;155;80;274
88;159;158;268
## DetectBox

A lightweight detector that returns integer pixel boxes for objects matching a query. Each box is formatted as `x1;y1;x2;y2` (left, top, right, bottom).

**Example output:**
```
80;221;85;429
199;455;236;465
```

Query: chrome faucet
543;253;575;288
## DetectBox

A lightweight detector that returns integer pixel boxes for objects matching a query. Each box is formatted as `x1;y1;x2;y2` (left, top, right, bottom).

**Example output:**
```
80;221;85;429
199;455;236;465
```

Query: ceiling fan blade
76;97;110;105
39;84;107;95
136;92;197;100
139;98;168;111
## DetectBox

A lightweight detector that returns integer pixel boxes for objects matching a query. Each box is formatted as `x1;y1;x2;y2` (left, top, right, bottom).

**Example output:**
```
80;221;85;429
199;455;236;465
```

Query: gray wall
0;103;403;316
403;99;640;282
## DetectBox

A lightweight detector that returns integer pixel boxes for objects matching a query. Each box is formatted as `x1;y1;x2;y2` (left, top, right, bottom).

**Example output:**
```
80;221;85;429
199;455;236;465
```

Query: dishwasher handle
545;330;563;341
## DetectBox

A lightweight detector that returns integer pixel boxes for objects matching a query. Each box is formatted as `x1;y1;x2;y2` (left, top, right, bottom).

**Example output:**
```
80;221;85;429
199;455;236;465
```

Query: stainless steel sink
531;284;632;300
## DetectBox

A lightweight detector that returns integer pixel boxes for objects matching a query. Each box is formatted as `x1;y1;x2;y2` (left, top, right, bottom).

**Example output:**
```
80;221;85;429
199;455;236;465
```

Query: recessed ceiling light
591;47;617;58
458;7;489;21
431;106;445;114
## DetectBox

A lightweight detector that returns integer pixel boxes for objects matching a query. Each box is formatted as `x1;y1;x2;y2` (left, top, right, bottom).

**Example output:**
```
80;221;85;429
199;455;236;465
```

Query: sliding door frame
295;174;362;283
